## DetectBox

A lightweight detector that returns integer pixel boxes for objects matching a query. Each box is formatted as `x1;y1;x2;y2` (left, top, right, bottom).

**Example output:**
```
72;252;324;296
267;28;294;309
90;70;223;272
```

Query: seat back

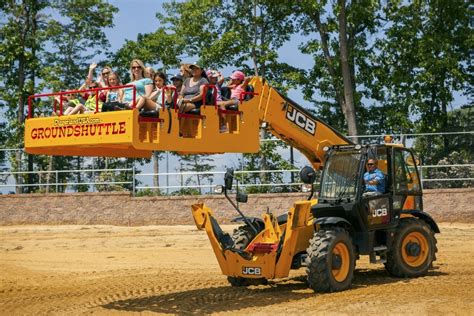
244;85;255;101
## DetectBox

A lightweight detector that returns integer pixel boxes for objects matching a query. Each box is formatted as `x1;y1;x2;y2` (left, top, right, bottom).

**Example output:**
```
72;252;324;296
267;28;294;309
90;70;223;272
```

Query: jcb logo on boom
286;105;316;135
242;267;261;275
372;208;388;217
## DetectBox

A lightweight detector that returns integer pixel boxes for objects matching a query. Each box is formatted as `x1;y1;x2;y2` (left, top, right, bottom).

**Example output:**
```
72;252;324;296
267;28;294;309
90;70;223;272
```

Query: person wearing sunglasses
121;59;153;109
363;158;386;196
87;62;113;91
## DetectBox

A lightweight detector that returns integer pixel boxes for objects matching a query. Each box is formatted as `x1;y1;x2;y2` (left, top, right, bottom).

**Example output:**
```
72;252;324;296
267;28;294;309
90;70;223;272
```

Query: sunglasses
102;71;110;75
132;66;142;70
367;163;375;166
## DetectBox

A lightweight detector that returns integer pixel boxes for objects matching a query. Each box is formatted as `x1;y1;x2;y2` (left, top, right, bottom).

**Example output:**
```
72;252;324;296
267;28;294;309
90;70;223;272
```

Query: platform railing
27;84;137;118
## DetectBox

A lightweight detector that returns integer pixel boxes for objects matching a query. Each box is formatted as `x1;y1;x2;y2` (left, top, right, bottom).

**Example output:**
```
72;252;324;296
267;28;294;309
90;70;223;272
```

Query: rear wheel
305;227;355;292
227;224;267;286
385;218;437;277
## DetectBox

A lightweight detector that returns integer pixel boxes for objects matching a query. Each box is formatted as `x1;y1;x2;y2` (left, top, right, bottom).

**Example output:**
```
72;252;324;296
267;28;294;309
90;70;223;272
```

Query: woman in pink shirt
217;70;251;132
217;70;250;109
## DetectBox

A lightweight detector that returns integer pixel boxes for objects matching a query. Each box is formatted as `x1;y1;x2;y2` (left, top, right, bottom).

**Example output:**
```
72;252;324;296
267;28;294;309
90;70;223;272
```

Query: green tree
0;0;118;193
295;0;380;136
369;1;472;157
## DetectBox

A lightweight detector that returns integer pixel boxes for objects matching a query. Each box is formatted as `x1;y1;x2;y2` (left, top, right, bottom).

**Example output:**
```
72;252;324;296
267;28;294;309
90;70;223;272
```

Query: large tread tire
227;225;267;287
231;225;255;251
305;227;355;292
385;218;437;277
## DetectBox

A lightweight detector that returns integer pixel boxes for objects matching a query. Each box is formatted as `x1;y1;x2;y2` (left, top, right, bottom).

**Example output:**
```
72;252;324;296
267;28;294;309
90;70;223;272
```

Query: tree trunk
14;4;27;193
251;0;259;76
311;11;347;124
153;151;160;194
338;0;359;138
26;4;38;193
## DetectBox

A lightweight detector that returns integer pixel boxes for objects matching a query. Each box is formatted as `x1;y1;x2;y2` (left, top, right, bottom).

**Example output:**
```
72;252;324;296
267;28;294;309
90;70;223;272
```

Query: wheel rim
401;231;429;267
332;242;350;282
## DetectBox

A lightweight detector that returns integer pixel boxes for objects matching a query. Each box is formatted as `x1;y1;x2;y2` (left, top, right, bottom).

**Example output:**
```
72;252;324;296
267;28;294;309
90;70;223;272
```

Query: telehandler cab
191;142;439;292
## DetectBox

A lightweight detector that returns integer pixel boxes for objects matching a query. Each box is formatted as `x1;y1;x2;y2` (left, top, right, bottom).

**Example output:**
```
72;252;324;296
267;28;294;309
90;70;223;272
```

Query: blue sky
104;0;314;107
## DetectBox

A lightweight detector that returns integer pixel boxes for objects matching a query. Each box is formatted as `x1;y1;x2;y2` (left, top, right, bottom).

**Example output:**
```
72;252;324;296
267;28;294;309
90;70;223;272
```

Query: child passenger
206;69;224;103
217;70;250;132
217;70;250;109
53;93;84;115
105;72;123;103
135;71;172;111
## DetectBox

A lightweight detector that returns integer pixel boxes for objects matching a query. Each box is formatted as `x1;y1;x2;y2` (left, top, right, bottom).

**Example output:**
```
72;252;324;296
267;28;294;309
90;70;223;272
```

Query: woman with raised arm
87;62;112;95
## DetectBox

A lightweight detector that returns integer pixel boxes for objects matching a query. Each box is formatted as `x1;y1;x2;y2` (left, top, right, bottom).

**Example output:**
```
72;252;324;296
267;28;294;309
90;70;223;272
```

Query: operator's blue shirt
364;169;385;193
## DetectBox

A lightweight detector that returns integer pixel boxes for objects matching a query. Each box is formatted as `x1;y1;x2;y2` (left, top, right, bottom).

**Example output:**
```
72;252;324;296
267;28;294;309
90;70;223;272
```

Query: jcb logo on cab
372;208;388;217
286;105;316;135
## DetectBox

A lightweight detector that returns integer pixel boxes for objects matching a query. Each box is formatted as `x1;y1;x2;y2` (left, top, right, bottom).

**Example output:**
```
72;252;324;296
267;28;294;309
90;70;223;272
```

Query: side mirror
236;192;248;203
300;166;316;184
224;168;234;190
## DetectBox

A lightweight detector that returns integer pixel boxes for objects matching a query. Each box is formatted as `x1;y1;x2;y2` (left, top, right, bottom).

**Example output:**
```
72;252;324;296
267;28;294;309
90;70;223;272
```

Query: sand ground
1;223;473;315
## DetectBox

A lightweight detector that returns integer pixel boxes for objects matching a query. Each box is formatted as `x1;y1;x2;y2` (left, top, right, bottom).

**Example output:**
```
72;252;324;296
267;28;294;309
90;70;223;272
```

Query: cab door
391;147;423;213
361;146;394;230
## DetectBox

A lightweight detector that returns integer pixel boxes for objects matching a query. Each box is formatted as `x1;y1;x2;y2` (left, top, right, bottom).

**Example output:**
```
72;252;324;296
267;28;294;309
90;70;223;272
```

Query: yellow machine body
192;199;317;279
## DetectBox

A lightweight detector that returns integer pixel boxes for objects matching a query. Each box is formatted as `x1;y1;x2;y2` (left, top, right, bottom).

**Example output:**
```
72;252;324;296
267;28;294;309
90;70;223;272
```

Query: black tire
305;227;355;292
227;225;267;287
385;218;437;277
231;225;255;251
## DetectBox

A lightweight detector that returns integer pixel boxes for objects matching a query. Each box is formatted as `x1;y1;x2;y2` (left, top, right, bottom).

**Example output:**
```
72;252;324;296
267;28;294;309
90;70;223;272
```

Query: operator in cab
363;159;385;196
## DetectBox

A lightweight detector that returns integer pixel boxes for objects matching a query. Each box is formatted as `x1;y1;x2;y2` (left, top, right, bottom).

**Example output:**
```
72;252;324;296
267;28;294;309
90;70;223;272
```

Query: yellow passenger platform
24;79;263;158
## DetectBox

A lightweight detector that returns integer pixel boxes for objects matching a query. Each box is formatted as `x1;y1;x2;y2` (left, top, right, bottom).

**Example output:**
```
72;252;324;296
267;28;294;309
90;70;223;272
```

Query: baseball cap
171;74;183;81
189;62;203;69
230;70;245;81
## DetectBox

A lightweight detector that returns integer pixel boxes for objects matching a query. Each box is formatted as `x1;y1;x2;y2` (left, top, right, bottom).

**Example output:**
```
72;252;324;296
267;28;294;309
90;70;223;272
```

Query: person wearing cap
178;62;209;113
363;158;386;196
171;74;184;92
217;70;250;108
206;69;224;102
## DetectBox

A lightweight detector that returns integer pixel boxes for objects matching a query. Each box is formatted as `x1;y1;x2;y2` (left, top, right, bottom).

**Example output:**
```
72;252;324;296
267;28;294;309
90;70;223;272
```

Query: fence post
132;165;136;196
55;170;59;193
420;163;424;190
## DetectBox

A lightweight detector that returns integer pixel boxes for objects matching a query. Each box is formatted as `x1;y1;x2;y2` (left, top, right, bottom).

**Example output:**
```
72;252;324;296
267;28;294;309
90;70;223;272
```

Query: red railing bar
239;91;259;104
27;84;137;118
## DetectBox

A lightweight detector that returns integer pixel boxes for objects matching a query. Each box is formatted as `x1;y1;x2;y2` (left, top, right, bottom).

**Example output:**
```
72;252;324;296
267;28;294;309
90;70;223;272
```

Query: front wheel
385;218;437;277
305;227;355;292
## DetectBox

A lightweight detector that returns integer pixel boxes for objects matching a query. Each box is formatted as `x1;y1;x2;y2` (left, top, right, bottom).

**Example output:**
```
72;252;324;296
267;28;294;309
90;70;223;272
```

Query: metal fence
1;131;472;195
0;164;472;196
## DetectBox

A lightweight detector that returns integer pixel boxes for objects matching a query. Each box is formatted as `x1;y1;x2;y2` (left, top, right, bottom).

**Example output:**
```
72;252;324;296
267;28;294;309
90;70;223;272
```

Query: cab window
393;149;421;194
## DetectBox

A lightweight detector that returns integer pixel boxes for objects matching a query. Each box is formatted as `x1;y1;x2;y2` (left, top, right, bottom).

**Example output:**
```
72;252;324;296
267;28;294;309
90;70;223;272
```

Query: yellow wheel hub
332;242;350;282
401;232;429;267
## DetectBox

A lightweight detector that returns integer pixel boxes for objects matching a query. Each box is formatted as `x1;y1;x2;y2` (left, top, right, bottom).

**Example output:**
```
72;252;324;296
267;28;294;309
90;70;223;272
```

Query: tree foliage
0;0;118;192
